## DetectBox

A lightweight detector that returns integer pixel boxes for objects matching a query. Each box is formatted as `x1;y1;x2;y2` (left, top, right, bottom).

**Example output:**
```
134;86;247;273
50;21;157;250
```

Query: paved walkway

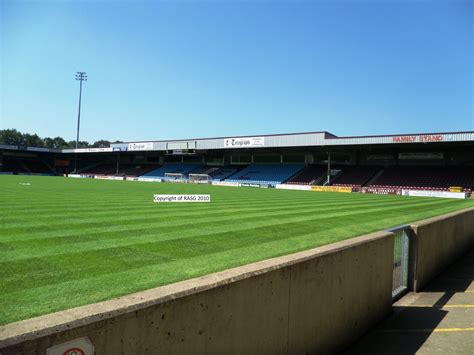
345;249;474;354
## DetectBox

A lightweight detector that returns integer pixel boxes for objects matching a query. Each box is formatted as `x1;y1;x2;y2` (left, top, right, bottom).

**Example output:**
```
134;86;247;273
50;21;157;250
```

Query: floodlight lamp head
75;72;87;81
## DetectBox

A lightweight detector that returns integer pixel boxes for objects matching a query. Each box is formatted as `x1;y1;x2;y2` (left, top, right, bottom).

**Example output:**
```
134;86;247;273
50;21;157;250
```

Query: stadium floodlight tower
74;71;87;172
75;72;87;148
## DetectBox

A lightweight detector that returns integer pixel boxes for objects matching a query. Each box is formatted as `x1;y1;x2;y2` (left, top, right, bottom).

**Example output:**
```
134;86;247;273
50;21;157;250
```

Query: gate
388;225;410;300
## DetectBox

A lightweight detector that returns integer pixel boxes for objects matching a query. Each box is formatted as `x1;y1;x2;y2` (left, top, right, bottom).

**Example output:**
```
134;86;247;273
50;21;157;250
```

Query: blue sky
1;0;472;142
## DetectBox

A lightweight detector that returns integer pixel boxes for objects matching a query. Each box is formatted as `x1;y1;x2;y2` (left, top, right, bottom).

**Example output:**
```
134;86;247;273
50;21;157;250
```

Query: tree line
0;129;122;149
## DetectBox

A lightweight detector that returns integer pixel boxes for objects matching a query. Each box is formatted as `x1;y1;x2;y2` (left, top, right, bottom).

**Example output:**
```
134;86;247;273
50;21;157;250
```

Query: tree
91;139;111;148
52;137;67;149
43;137;55;148
0;129;25;146
67;141;77;149
0;129;117;149
23;133;44;147
77;141;90;148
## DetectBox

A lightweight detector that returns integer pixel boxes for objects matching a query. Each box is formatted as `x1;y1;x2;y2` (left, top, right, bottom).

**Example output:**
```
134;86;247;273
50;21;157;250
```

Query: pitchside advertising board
95;176;124;181
311;186;353;193
362;187;402;195
223;136;265;148
402;190;467;199
275;184;312;191
211;181;240;187
240;183;270;188
138;177;162;182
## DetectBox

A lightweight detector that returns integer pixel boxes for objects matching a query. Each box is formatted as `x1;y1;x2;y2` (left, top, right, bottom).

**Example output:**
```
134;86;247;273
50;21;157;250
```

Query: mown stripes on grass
1;175;473;325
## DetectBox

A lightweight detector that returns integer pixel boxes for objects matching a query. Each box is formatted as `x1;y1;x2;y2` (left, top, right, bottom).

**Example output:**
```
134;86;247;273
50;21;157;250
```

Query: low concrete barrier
410;207;474;292
0;232;394;355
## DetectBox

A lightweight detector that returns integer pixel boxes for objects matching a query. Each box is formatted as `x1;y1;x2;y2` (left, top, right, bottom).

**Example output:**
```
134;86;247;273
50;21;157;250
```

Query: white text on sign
153;194;211;203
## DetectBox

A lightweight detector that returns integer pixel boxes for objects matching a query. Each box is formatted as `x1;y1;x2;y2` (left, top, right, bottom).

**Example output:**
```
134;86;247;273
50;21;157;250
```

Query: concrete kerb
0;230;392;349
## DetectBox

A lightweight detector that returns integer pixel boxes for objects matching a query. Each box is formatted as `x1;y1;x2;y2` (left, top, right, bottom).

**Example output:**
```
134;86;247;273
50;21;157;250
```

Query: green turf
1;175;473;325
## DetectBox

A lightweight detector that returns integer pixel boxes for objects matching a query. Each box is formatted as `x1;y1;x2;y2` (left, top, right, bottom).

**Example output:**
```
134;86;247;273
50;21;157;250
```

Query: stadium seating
81;164;117;175
79;163;160;176
209;166;245;181
2;158;29;173
225;164;305;185
75;163;474;193
331;166;381;188
142;163;203;178
120;164;160;176
24;160;53;174
286;165;327;185
187;166;216;175
1;158;52;174
369;166;474;192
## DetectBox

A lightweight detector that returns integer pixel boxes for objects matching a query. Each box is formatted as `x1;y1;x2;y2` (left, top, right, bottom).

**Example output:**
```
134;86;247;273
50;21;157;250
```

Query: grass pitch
1;175;473;325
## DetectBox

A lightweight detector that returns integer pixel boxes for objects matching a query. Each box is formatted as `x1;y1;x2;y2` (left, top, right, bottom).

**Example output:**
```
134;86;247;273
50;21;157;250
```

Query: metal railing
388;225;411;300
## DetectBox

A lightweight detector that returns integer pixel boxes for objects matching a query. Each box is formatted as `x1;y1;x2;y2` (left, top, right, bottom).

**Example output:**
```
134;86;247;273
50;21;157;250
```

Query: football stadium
1;130;474;353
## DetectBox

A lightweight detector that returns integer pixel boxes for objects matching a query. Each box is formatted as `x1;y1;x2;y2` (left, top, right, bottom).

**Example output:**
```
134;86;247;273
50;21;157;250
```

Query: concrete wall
410;207;474;292
0;232;394;355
